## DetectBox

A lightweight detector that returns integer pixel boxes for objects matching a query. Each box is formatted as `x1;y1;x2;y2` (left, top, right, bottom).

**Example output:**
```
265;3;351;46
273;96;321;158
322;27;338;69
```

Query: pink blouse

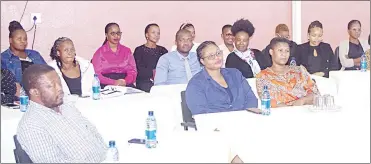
92;42;137;85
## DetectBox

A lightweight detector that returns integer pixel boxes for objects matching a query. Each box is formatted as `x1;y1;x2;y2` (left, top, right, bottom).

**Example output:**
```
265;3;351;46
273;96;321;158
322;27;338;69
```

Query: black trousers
136;80;154;93
101;73;136;89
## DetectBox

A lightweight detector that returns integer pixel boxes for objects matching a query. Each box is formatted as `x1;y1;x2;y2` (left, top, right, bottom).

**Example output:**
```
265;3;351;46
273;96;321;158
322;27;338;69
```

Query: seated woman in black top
225;19;271;78
295;21;338;78
49;37;96;96
1;69;18;105
134;23;168;92
339;20;369;70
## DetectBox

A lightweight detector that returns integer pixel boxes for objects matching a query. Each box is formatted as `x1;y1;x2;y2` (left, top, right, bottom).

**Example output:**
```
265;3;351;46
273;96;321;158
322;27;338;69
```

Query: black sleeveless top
346;42;365;70
62;70;82;96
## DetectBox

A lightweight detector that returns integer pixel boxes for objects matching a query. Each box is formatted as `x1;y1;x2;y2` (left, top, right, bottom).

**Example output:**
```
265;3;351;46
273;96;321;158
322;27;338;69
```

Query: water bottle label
20;96;29;105
261;99;271;109
92;86;100;93
146;130;156;140
361;61;367;69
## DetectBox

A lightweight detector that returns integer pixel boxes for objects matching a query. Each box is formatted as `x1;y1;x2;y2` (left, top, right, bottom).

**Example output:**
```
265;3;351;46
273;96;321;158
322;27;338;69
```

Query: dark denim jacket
1;48;46;83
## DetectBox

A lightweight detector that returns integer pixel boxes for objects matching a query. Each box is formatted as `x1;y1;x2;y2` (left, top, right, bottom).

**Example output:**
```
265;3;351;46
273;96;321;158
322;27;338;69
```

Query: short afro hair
269;37;291;50
231;18;255;37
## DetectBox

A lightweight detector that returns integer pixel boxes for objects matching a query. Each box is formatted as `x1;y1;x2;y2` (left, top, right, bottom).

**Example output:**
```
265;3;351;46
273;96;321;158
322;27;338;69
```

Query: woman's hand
312;72;325;77
114;79;126;86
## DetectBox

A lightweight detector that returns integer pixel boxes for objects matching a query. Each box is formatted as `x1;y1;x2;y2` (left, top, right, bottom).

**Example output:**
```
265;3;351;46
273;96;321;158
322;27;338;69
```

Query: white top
48;56;95;96
339;39;369;70
170;42;200;53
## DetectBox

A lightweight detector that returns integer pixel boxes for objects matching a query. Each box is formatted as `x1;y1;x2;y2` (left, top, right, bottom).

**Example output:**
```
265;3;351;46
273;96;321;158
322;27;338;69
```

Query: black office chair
13;135;33;163
334;46;342;70
180;91;197;131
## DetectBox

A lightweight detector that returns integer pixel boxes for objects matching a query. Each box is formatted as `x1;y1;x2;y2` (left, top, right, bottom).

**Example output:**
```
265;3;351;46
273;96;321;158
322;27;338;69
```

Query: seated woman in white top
171;23;200;52
48;37;95;96
339;20;369;70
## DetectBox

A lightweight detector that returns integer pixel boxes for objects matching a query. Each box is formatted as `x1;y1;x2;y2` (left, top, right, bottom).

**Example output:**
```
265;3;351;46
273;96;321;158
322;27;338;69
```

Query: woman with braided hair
48;37;95;96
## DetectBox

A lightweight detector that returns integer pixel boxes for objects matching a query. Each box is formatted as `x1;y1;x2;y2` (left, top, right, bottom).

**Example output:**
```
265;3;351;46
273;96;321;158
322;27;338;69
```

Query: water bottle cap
291;57;295;60
263;85;268;90
148;111;154;116
94;74;98;77
109;140;115;147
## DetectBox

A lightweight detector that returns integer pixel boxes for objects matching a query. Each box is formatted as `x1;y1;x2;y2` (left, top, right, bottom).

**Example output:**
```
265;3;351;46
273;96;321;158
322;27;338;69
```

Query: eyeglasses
109;31;122;36
224;33;233;37
63;48;76;54
202;50;223;60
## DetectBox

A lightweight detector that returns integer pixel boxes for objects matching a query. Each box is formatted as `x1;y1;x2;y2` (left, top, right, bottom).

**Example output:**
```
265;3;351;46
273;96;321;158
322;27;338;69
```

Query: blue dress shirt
1;48;46;83
185;68;258;115
154;51;201;85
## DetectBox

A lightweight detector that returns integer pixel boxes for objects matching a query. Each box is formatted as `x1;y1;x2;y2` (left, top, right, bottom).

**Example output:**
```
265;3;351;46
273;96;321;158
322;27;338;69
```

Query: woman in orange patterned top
256;37;320;108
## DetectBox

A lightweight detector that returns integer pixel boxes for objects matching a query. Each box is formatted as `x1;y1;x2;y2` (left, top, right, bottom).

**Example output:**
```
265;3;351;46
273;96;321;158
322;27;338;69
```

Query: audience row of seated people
1;19;370;105
0;17;369;163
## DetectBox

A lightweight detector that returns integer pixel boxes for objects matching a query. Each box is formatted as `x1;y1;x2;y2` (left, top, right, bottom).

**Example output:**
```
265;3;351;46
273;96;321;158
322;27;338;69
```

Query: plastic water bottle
105;140;119;162
145;111;157;148
261;86;271;116
360;53;367;72
290;57;297;66
92;74;100;100
19;91;29;112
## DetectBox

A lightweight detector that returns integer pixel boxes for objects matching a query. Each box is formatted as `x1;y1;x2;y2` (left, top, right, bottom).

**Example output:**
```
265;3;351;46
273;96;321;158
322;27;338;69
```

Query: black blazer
225;49;271;78
295;42;338;78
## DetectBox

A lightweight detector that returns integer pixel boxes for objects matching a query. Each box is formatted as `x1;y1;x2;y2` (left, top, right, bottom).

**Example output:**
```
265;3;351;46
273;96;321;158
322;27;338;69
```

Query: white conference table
0;92;186;163
1;71;369;163
194;85;370;163
114;131;231;163
1;91;231;163
1;106;24;163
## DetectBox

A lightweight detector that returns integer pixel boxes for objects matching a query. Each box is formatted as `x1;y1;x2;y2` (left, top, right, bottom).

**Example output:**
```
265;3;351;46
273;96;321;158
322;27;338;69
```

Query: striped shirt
16;100;107;163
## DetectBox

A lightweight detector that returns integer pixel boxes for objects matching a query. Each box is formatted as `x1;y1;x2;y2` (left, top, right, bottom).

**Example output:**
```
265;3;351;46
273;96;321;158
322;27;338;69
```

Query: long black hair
8;20;24;38
102;22;119;45
347;20;361;30
307;20;323;33
50;37;77;70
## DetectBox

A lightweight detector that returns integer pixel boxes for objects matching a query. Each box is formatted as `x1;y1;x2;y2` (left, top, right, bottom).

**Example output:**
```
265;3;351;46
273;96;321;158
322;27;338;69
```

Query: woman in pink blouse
92;22;137;88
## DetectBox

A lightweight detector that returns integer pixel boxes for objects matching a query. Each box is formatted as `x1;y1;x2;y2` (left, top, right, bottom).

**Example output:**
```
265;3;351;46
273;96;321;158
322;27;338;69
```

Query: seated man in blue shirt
154;29;201;85
185;41;260;115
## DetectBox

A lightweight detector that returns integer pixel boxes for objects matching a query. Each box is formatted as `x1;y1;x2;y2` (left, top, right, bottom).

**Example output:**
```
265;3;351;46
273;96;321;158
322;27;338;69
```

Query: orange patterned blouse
256;65;320;108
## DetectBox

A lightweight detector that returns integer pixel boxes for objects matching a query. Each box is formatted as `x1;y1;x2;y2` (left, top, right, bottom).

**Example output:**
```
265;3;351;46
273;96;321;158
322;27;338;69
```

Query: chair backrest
13;135;33;163
334;46;342;70
180;91;196;130
246;78;258;98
